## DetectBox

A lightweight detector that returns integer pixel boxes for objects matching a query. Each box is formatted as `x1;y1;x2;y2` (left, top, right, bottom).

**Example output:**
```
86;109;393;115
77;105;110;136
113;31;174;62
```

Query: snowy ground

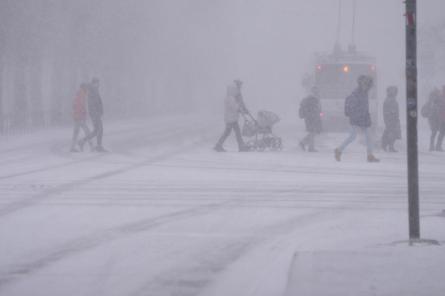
0;116;444;296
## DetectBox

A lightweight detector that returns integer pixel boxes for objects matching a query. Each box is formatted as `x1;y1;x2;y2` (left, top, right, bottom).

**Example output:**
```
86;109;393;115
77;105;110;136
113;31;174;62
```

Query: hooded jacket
383;95;401;138
300;95;322;133
224;83;243;123
345;88;371;128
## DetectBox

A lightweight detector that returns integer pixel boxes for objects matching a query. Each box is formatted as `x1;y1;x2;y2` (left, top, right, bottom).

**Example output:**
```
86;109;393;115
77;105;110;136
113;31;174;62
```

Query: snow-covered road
0;117;444;296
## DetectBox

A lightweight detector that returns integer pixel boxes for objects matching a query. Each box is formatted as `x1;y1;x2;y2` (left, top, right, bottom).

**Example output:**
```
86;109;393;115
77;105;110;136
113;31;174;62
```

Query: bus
313;48;378;131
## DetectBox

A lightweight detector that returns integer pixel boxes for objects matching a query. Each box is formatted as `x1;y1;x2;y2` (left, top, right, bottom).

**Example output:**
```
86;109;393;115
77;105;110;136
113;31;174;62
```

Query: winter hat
386;86;398;96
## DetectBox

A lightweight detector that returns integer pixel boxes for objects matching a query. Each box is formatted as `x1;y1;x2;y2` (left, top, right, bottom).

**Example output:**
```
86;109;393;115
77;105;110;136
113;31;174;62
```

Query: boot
367;154;380;163
214;145;226;152
95;146;108;153
299;142;306;151
388;145;397;153
334;148;342;162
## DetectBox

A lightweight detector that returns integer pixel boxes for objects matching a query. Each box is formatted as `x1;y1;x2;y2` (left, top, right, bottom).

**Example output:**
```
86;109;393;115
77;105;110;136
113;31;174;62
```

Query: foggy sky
0;0;444;123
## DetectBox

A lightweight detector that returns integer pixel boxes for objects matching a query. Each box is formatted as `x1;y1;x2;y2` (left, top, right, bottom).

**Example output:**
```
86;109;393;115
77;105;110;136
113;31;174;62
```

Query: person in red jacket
70;83;92;152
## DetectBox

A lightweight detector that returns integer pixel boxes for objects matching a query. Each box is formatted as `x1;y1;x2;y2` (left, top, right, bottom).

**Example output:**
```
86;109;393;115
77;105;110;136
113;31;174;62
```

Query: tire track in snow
1;157;443;294
0;122;202;181
128;207;340;296
1;188;444;211
0;201;334;294
149;162;405;180
0;119;178;155
0;199;235;289
0;125;212;218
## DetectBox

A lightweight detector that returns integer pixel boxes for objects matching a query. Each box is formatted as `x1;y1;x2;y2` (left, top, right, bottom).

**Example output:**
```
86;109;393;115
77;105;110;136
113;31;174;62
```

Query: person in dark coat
434;85;445;151
79;78;107;152
335;75;379;162
299;86;322;152
422;88;441;151
381;86;401;152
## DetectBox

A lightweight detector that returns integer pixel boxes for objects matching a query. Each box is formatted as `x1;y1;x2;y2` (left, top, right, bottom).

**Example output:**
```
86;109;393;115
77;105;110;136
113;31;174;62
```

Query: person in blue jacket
335;75;379;162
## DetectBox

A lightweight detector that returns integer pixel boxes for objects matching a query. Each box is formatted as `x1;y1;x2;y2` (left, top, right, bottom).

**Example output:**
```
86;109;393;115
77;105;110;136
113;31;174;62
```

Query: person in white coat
214;81;248;152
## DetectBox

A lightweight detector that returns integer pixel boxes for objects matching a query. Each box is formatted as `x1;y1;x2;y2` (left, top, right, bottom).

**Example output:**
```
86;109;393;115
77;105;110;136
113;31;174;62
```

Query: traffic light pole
405;0;420;240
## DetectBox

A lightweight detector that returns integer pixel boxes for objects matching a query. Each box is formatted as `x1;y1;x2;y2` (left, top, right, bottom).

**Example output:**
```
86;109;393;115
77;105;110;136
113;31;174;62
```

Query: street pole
405;0;420;240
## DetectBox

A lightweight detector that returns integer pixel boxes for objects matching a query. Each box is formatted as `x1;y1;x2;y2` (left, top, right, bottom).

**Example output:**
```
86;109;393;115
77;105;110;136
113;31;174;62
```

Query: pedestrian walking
434;85;445;151
335;75;379;162
214;80;248;152
70;83;93;152
78;78;107;152
381;86;401;152
299;86;322;152
233;79;248;114
421;88;441;151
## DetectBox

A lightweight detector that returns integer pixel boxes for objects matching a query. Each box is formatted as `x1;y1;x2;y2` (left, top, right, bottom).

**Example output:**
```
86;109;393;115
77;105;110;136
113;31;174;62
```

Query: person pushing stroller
214;79;249;152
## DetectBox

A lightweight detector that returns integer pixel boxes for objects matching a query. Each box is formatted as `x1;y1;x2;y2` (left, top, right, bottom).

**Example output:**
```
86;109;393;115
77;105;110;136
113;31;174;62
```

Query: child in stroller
241;110;283;151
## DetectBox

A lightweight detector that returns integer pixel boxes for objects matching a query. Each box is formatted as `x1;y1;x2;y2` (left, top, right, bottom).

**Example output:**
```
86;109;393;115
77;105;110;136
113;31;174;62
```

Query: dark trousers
83;116;103;147
301;132;315;150
216;122;244;149
381;129;397;150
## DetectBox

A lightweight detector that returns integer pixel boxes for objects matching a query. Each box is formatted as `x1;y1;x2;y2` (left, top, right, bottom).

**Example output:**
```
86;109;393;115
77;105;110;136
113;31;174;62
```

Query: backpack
421;101;432;118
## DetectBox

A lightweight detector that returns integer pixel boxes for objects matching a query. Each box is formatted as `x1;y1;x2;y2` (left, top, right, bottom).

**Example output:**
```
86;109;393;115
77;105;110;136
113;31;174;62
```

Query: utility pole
405;0;420;240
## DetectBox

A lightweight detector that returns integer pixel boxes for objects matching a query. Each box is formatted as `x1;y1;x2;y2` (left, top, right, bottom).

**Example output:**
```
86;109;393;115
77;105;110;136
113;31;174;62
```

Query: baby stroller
242;110;283;151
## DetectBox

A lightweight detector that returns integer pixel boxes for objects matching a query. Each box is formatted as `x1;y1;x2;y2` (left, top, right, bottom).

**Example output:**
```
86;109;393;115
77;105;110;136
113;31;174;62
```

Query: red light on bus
320;112;325;117
316;65;322;71
343;65;350;73
370;65;376;71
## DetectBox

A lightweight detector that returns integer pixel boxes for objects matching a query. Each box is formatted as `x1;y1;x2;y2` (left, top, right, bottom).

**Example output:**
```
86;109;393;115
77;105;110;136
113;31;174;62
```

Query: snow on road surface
0;117;444;296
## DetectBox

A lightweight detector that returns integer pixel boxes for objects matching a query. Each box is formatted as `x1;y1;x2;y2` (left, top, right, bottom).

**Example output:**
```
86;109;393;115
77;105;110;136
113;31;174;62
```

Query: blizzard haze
0;0;443;122
1;1;445;296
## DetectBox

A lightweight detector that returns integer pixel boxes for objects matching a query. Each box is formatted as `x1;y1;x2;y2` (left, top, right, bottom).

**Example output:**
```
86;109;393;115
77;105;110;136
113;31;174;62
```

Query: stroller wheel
256;140;266;152
246;141;255;151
